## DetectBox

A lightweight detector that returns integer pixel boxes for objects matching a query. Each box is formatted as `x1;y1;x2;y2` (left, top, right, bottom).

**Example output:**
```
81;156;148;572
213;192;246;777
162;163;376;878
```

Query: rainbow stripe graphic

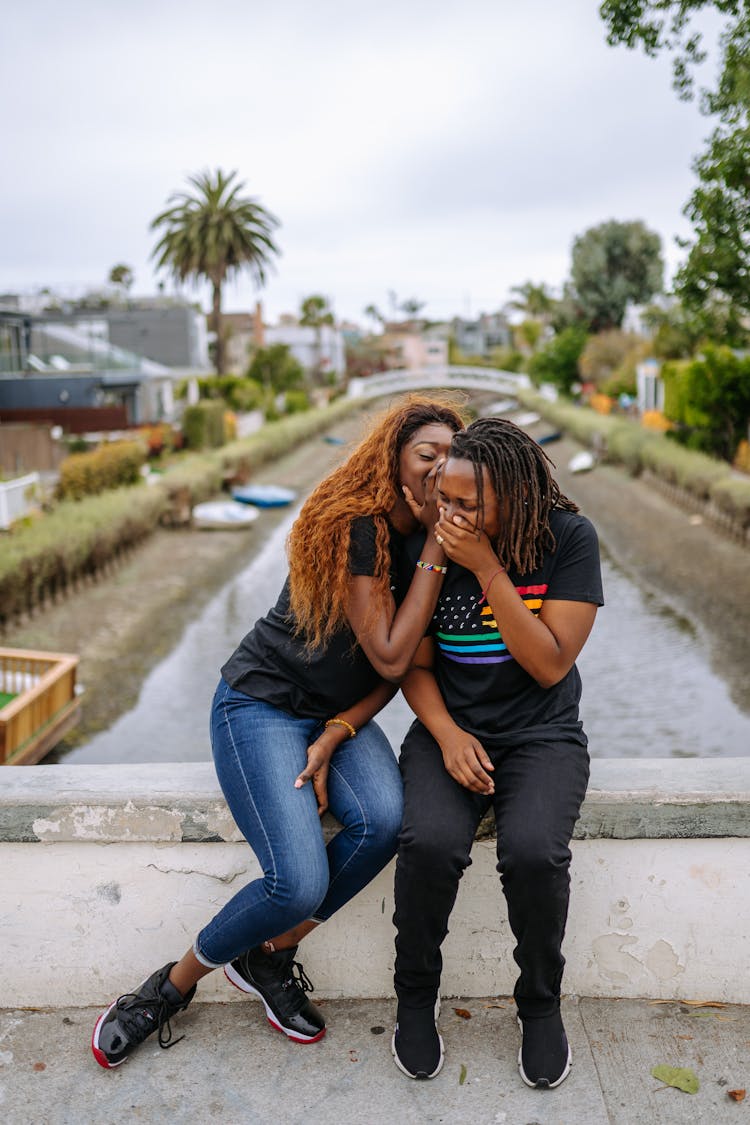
435;584;548;665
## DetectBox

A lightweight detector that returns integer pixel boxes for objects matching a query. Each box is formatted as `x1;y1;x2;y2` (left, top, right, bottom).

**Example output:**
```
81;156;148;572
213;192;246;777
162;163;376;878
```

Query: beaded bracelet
416;560;448;574
325;717;357;739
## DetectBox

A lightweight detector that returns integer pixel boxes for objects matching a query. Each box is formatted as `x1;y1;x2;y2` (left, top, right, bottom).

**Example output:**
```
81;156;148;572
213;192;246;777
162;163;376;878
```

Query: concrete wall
2;760;749;1008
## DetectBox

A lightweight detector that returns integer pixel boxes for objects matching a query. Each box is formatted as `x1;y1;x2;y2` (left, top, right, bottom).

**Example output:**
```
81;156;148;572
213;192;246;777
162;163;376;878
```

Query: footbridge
346;365;531;400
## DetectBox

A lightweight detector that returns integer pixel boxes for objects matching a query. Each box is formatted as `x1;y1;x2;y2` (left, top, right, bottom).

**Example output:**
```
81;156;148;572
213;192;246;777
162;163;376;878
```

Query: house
452;312;512;357
379;322;449;370
264;320;346;382
36;298;211;371
0;307;178;432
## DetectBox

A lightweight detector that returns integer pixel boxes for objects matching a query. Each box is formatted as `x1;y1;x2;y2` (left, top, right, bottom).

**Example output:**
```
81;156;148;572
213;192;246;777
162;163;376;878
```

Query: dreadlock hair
287;394;465;650
450;416;579;574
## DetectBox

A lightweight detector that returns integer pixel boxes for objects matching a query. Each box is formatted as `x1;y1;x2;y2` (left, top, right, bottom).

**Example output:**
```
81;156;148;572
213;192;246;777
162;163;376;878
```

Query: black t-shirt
220;516;405;719
415;509;604;747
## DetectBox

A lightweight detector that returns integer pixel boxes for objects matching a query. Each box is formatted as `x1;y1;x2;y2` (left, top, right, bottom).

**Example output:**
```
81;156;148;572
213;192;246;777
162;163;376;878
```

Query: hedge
57;440;146;499
516;388;750;530
0;397;364;624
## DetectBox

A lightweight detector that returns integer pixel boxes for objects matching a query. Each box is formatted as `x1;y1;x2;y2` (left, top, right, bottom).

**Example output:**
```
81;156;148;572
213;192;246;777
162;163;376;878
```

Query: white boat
192;501;260;530
568;451;596;474
513;411;541;427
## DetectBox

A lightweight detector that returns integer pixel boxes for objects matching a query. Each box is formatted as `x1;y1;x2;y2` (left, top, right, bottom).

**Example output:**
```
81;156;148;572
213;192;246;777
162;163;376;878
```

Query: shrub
57;440;146;500
284;390;311;414
0;486;167;626
181;401;227;449
711;477;750;527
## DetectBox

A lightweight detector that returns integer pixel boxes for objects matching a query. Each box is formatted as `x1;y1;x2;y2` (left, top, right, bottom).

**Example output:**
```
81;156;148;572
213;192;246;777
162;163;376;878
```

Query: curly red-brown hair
287;394;465;649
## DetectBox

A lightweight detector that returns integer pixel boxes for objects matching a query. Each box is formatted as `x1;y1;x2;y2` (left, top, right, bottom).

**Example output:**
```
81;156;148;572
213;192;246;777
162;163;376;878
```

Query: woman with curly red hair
92;395;465;1069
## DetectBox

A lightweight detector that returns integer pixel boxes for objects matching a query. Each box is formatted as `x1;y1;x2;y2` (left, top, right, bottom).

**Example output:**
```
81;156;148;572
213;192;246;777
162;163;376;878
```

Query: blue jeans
195;679;403;967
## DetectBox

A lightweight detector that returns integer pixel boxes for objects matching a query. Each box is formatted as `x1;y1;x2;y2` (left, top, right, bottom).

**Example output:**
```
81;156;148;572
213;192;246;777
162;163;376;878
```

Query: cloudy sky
2;0;719;325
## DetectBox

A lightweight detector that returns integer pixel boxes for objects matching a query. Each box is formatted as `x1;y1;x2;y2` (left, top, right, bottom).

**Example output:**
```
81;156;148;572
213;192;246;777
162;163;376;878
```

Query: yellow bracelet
325;717;357;739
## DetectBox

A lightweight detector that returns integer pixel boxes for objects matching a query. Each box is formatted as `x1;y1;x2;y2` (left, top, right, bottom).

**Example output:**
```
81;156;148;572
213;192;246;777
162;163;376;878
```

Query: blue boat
231;484;297;508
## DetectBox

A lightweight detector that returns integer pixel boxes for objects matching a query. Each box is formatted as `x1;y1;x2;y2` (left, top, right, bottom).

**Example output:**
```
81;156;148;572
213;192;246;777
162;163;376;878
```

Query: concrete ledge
3;760;750;1008
3;759;750;843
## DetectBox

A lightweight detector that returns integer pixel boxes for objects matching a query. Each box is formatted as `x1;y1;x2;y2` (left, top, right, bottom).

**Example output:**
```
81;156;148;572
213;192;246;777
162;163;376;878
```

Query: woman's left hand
436;510;499;572
294;729;341;816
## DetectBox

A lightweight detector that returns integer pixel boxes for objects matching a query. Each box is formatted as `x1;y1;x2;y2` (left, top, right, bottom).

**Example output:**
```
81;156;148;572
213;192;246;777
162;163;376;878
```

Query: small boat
513;411;541;427
1;647;82;764
192;501;260;530
537;430;563;446
231;484;297;508
322;435;345;445
568;451;596;474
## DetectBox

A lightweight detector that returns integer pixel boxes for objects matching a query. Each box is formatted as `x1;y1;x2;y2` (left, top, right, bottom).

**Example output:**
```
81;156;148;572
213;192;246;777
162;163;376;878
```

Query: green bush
284;390;311;414
57;440;146;500
0;486;167;626
181;401;228;449
711;477;750;527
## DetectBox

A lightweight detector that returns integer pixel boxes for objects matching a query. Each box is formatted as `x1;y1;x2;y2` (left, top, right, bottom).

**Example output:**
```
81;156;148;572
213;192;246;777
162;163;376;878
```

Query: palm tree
508;280;556;323
151;169;280;374
299;294;336;385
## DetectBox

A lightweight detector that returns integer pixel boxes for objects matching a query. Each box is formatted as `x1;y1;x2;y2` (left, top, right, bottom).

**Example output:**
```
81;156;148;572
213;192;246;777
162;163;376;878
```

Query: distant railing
347;366;531;400
0;472;40;529
0;648;81;764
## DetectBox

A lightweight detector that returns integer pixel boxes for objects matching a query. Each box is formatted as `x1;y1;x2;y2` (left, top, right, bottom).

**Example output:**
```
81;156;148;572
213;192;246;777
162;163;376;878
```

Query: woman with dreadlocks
92;396;465;1070
390;416;603;1089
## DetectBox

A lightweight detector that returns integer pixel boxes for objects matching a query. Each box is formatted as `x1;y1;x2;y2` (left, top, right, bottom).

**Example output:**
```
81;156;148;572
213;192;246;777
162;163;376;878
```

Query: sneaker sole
516;1016;572;1089
91;1001;127;1069
223;964;326;1044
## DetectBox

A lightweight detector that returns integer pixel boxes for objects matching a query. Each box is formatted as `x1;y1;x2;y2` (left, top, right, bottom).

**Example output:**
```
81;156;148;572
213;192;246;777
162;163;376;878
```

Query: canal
59;504;750;765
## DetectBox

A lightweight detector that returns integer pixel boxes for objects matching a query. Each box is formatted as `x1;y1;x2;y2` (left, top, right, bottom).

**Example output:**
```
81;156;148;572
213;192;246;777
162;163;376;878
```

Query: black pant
393;721;590;1019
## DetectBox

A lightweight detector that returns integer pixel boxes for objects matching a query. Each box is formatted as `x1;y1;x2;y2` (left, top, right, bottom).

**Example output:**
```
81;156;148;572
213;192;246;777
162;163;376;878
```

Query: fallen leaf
483;1003;506;1009
650;999;727;1008
459;1064;467;1085
675;1035;693;1041
33;1062;46;1072
651;1065;700;1094
370;1026;385;1035
453;1008;472;1020
680;1000;727;1009
728;1090;746;1103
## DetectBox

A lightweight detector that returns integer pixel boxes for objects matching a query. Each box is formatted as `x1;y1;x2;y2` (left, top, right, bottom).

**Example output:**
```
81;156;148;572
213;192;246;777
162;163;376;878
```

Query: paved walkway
2;995;748;1124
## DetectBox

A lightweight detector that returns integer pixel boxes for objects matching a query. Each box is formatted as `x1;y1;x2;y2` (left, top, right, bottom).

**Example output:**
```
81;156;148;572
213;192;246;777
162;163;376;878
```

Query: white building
264;323;346;381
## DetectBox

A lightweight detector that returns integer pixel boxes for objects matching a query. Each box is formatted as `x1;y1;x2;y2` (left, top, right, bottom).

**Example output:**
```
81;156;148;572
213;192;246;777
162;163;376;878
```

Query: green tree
151;169;280;375
108;263;134;296
299;294;336;385
600;2;750;337
663;344;750;459
570;220;664;331
508;280;556;323
247;343;305;394
527;326;589;394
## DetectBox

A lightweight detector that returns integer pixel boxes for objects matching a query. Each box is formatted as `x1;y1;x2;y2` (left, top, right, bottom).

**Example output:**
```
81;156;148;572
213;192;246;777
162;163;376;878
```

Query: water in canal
59;508;750;765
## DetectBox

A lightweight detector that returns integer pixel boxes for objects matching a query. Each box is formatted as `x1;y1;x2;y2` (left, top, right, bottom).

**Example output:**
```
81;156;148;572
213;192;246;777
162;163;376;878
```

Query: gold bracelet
325;717;357;739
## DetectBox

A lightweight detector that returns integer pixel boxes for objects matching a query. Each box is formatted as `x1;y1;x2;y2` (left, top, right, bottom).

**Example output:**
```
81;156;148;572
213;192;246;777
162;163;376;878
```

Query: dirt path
3;406;749;754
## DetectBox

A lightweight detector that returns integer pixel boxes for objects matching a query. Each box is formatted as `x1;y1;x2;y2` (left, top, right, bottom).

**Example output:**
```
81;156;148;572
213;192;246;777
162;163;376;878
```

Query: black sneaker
392;1000;444;1079
224;946;326;1043
517;1011;572;1089
91;962;195;1069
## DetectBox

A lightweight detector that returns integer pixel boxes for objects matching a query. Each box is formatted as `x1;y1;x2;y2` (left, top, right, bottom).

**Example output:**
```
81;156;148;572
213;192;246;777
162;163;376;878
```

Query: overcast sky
2;0;720;325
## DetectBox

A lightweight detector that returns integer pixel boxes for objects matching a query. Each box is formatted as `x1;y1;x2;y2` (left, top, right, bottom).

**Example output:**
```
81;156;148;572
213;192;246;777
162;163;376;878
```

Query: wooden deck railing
0;648;81;764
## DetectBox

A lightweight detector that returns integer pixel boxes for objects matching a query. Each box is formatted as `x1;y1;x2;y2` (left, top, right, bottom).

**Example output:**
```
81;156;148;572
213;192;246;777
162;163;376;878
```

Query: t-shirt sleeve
348;516;378;576
547;515;604;606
